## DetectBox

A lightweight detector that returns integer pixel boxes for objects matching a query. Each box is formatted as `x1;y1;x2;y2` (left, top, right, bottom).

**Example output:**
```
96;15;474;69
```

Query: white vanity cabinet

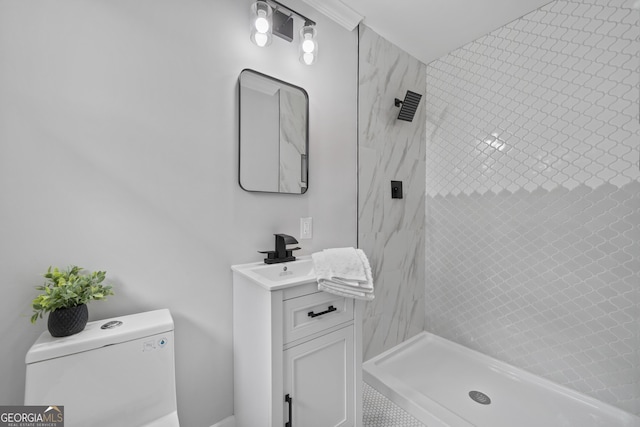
232;258;362;427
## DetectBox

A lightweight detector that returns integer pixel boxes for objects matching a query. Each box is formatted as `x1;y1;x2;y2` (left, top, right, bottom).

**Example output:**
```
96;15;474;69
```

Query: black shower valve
391;180;403;199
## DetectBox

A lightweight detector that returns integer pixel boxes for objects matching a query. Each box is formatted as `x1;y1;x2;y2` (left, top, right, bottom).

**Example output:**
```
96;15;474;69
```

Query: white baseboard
210;415;235;427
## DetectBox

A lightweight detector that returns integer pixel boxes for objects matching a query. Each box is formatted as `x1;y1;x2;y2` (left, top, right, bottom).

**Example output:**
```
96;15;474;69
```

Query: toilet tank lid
25;309;174;364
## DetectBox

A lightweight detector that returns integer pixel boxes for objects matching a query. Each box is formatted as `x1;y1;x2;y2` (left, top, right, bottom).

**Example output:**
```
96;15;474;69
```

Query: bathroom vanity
232;257;362;427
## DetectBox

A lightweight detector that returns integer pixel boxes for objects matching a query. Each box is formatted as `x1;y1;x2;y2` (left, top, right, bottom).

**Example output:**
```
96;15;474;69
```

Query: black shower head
394;90;423;122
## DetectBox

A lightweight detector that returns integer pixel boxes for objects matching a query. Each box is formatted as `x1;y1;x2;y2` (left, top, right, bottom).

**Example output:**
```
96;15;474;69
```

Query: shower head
394;90;422;122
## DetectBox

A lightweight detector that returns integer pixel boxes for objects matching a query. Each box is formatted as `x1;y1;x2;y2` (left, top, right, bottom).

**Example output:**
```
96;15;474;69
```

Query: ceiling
337;0;553;64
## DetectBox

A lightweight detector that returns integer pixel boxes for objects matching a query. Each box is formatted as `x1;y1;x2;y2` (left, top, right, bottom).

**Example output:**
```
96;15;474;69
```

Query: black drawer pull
308;305;337;318
285;394;292;427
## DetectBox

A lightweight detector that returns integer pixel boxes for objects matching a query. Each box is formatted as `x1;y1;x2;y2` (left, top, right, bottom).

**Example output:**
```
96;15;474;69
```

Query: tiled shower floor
363;382;426;427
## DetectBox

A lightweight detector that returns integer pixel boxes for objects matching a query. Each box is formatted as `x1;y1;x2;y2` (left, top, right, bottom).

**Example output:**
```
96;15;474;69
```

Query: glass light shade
250;1;273;47
253;32;270;47
299;25;317;65
302;38;315;53
301;52;315;65
255;13;269;33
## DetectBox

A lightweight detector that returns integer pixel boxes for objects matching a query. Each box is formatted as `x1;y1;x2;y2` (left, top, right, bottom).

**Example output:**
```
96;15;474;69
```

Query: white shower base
363;332;640;427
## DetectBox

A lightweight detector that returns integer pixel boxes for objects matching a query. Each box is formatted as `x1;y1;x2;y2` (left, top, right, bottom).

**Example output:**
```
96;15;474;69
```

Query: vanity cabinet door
283;326;354;427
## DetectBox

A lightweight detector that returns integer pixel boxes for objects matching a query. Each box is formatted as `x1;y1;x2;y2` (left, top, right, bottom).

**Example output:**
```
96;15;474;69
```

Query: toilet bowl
25;309;179;427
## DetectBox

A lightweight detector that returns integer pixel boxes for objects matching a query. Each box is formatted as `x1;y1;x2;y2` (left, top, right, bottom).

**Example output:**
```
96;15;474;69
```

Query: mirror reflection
239;69;309;194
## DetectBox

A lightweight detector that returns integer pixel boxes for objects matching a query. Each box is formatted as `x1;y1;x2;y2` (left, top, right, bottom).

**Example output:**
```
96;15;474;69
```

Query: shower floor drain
469;390;491;405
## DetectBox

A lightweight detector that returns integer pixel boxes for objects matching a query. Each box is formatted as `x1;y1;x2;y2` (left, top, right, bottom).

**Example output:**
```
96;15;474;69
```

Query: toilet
25;309;179;427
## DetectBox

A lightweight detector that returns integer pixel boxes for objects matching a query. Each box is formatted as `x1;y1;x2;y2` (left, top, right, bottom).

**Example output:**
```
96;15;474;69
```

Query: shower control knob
391;180;403;199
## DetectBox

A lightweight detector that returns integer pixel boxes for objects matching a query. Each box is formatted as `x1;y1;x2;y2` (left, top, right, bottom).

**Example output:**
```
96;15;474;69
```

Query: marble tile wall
358;25;427;361
279;89;307;192
425;0;639;415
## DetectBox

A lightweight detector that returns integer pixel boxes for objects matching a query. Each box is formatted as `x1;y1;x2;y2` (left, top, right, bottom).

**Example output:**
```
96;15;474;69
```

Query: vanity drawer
283;291;353;344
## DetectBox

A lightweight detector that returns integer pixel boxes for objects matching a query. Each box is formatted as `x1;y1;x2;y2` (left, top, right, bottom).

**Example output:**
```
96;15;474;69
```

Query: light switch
300;217;313;239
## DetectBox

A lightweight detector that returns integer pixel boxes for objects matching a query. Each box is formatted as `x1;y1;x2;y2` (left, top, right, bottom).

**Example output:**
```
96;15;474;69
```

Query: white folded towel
312;248;374;301
323;247;367;283
319;281;374;301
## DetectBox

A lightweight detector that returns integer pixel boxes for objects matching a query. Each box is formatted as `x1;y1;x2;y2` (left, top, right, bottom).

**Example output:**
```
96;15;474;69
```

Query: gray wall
358;25;426;361
425;0;639;415
0;1;357;425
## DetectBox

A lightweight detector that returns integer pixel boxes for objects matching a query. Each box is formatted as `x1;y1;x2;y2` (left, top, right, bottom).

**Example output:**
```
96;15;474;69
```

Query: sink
231;256;316;290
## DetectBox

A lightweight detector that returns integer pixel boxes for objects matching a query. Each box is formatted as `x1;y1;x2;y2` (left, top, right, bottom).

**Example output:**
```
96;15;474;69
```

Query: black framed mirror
239;69;309;194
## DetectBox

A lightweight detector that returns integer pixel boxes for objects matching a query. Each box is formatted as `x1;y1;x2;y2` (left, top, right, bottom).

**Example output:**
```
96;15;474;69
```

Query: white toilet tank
25;309;179;427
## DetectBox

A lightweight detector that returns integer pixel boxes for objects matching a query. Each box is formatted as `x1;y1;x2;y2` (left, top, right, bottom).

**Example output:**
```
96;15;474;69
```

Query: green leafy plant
31;265;114;324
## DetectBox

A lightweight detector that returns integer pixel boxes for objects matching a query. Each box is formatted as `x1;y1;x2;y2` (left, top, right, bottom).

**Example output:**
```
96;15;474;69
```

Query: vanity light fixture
299;23;317;65
250;1;273;47
249;0;318;65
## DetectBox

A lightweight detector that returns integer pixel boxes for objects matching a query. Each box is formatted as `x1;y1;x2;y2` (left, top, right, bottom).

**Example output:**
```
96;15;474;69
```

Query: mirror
239;69;309;194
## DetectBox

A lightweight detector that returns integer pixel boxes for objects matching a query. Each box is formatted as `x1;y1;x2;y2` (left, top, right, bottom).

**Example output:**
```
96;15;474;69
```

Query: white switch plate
300;217;312;239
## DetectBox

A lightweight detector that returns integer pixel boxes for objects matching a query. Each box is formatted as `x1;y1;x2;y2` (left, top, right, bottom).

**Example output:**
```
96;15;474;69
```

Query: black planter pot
47;304;88;337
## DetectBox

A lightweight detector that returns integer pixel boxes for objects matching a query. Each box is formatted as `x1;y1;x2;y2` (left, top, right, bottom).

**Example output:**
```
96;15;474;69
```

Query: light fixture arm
265;0;316;27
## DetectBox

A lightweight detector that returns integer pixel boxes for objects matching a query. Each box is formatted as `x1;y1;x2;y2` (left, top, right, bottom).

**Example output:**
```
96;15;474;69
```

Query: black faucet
259;234;301;264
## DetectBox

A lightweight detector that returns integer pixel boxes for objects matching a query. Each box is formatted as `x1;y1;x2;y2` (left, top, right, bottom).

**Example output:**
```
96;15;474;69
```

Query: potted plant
31;265;114;337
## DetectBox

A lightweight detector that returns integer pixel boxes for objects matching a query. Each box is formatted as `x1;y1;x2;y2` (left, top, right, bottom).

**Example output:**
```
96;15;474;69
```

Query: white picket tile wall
425;0;639;415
